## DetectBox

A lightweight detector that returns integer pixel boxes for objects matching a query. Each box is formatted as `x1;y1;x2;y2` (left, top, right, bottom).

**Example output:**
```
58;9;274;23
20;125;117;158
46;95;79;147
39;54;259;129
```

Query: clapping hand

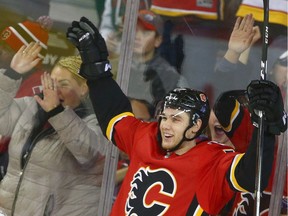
34;72;61;112
10;42;43;74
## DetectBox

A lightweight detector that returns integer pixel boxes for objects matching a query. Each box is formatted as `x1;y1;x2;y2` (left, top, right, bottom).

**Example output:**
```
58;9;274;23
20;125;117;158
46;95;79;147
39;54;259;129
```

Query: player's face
208;111;233;147
51;66;87;109
159;108;190;150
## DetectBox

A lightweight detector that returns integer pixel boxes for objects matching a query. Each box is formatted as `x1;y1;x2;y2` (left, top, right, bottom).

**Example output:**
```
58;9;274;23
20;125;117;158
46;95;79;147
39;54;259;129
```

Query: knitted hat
138;9;163;35
56;55;86;82
1;16;53;58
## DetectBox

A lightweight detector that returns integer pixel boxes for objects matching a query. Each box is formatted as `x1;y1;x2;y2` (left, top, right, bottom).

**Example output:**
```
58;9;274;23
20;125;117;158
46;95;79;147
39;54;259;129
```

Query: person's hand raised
251;25;261;46
10;42;43;74
34;72;61;112
228;14;256;55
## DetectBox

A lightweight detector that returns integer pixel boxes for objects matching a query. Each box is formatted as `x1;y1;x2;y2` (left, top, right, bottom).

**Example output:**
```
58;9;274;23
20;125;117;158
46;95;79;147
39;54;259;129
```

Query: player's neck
175;140;196;156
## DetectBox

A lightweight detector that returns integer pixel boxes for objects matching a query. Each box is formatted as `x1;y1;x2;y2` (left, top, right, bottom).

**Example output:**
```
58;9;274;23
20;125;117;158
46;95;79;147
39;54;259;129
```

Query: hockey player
213;85;287;215
66;17;287;215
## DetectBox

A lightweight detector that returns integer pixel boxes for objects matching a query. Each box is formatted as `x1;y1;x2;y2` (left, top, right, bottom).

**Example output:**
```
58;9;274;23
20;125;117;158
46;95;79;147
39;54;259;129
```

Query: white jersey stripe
151;5;217;16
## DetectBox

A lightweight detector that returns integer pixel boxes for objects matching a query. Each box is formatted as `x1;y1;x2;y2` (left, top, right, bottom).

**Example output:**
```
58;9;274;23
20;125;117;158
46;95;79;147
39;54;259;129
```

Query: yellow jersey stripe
223;100;240;132
106;112;134;140
151;6;218;20
237;5;288;27
230;153;249;192
193;205;204;216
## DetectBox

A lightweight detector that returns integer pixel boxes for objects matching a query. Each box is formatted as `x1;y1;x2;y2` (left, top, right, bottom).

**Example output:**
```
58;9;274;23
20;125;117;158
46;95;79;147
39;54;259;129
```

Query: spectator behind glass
0;16;52;181
0;15;52;97
267;36;287;101
127;9;189;106
129;97;154;122
213;14;261;99
207;110;234;148
99;0;151;76
0;43;109;216
215;15;286;101
99;0;151;40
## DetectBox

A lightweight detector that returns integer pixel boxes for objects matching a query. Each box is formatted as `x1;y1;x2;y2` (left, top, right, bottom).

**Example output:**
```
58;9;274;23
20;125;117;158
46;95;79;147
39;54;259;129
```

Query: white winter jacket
0;71;109;216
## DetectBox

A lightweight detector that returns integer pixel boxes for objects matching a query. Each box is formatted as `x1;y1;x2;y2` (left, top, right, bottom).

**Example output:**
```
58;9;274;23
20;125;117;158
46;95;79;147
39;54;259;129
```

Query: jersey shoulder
198;140;236;154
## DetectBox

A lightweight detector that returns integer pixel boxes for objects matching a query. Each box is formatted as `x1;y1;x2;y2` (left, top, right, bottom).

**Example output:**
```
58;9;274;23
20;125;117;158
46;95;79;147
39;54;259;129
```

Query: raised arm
66;17;133;141
10;42;43;74
0;42;43;136
213;14;262;95
224;14;260;64
215;81;287;192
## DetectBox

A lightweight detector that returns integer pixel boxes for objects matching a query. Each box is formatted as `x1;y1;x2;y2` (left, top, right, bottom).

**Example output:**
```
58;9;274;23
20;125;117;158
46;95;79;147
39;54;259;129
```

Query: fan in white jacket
0;42;109;216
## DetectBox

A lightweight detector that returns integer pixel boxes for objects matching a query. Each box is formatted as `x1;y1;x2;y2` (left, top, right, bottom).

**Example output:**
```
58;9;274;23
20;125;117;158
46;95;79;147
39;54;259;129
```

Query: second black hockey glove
247;80;287;135
66;17;112;80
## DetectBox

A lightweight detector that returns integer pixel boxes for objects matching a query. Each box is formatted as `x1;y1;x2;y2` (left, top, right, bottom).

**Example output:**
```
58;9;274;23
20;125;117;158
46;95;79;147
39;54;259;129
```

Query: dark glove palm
67;17;111;80
67;17;108;63
247;80;287;135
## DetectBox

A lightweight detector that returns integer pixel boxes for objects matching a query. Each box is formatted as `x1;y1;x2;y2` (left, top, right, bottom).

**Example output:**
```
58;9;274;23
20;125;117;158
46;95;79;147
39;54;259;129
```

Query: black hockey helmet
163;88;210;137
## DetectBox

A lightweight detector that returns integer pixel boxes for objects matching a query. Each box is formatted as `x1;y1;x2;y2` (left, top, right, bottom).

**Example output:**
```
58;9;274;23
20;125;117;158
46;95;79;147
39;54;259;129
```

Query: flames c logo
233;192;271;216
125;167;177;215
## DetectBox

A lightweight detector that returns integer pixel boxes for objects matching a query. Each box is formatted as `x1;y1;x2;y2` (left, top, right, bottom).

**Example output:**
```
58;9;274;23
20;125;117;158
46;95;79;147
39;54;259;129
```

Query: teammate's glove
66;16;112;80
247;80;287;135
213;90;253;152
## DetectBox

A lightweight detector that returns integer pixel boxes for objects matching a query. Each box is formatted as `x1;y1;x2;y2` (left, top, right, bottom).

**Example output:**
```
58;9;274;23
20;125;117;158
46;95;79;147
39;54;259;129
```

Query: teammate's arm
226;80;287;192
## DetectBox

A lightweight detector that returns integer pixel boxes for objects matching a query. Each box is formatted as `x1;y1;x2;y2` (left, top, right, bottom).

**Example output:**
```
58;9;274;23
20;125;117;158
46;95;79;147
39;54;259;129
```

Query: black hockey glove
66;16;112;80
247;80;287;135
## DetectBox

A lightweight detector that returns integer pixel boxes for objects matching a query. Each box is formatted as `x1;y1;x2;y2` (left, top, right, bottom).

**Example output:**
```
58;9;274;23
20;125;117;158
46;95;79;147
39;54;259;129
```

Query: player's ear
186;119;202;139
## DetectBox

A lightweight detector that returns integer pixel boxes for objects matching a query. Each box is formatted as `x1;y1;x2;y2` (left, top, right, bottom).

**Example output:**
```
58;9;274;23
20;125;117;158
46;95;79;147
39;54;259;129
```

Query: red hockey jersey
236;0;288;27
215;97;287;215
109;116;247;215
227;146;288;216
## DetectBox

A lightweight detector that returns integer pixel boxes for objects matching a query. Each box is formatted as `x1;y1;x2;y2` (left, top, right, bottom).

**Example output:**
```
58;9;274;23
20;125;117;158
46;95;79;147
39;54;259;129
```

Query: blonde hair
55;55;86;84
